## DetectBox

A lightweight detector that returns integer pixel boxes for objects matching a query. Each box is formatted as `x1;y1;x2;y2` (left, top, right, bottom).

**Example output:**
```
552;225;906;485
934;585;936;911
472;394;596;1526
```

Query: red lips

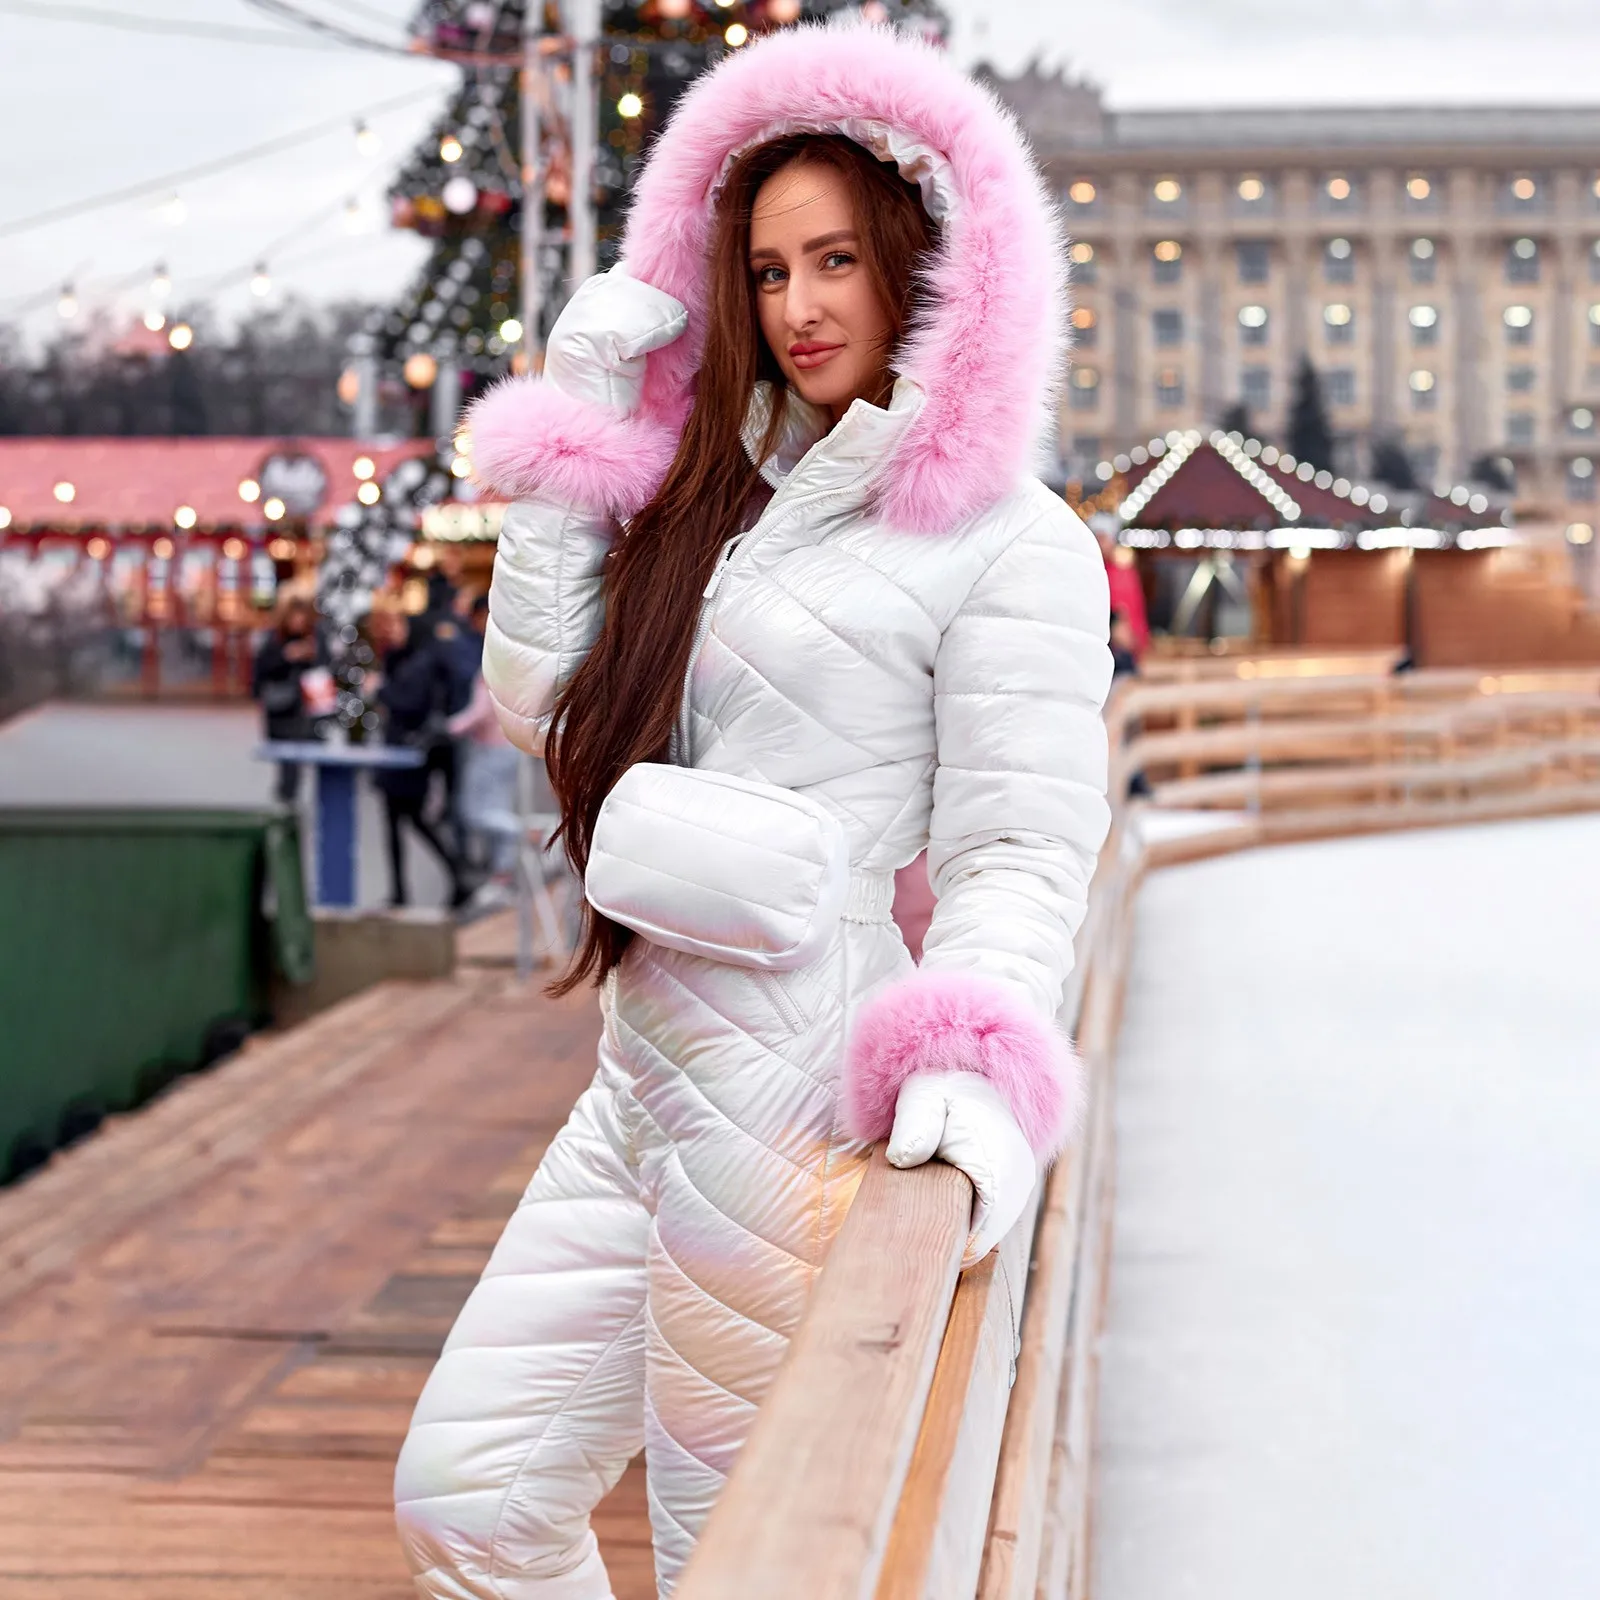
788;341;844;369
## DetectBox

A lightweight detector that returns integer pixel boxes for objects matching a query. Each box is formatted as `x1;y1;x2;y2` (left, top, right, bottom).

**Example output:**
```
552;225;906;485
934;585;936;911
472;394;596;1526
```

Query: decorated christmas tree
371;0;947;399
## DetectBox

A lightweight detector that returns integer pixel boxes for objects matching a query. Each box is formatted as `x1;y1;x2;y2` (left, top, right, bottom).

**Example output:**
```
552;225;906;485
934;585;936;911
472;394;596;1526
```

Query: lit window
1410;237;1436;284
1070;367;1100;410
1507;238;1540;283
1503;304;1533;328
1512;176;1537;201
1324;237;1354;283
1237;176;1265;202
1070;305;1098;346
1069;240;1098;283
1068;179;1097;205
1152;239;1182;284
1238;304;1269;346
1571;407;1596;434
1570;458;1597;501
1153;177;1182;203
1070;241;1095;264
1410;303;1439;345
1407;175;1432;201
1326;175;1352;201
1324;302;1354;343
1155;367;1185;406
1410;370;1437;411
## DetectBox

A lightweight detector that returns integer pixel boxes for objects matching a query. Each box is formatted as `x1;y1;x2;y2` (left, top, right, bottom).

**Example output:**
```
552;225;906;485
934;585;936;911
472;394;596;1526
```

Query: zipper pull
703;541;738;599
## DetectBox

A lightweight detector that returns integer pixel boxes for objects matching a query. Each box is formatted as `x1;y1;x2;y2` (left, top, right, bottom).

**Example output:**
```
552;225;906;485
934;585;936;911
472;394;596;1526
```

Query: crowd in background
252;563;526;915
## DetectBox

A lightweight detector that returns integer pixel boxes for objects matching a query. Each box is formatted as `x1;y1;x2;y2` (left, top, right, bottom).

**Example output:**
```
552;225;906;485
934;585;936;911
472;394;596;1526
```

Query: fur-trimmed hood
475;24;1067;536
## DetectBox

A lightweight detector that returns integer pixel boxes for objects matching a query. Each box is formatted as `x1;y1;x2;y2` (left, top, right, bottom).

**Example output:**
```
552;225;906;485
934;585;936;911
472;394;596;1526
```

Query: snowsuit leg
395;1036;648;1600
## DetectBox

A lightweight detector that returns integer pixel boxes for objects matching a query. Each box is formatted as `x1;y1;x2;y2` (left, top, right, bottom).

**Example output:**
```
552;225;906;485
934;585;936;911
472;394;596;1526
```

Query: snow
1095;815;1600;1599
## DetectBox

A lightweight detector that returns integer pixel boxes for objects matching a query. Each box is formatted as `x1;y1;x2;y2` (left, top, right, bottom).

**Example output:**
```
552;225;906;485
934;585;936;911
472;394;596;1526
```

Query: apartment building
983;65;1600;533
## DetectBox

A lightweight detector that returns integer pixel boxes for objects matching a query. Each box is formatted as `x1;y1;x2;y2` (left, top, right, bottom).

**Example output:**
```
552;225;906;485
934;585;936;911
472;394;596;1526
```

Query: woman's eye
822;251;856;270
755;265;786;287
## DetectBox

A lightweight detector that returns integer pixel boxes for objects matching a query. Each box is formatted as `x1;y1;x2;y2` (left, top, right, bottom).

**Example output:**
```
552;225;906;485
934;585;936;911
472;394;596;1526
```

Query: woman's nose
784;272;822;332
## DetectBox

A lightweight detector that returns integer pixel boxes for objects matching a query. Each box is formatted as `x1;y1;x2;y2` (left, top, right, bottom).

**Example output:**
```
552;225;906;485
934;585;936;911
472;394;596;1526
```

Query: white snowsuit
395;25;1111;1600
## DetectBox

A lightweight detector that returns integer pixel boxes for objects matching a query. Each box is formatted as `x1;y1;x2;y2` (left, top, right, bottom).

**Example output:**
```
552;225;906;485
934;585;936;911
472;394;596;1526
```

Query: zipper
757;969;807;1033
671;478;862;765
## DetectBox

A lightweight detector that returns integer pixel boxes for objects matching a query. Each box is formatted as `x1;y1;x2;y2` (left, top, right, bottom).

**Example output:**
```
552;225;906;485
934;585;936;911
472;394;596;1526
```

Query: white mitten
885;1071;1039;1267
543;267;688;414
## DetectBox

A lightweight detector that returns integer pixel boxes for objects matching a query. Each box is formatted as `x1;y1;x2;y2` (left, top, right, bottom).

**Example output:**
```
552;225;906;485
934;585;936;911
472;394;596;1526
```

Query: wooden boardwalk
0;961;653;1599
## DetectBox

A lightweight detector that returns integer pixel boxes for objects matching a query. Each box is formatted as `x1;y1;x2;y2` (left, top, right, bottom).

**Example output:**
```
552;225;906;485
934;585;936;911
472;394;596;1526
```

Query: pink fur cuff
467;377;678;519
844;970;1083;1160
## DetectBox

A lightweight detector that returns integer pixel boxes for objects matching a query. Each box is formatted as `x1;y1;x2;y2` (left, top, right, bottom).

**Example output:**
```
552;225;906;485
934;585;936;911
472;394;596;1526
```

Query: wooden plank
676;1152;971;1600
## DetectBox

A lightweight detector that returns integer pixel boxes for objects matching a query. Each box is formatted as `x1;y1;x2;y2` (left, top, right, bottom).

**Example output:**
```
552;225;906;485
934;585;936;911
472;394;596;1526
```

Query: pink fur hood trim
844;970;1084;1160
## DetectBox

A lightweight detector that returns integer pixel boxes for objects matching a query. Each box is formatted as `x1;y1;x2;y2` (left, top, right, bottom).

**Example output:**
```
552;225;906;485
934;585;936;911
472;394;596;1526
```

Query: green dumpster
0;807;313;1181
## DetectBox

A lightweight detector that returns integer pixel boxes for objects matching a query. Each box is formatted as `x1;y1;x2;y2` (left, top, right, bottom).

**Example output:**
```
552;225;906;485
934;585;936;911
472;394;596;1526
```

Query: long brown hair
545;133;938;994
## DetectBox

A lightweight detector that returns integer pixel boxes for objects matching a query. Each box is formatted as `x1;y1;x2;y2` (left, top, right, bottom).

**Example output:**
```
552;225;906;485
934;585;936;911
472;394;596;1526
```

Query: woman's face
749;159;894;424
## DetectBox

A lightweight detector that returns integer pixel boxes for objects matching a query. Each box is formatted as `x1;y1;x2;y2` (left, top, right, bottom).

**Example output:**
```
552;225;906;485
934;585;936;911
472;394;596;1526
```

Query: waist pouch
585;763;849;971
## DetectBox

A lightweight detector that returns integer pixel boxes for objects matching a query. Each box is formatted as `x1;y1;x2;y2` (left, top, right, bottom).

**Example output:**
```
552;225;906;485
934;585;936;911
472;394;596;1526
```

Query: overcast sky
3;0;1597;353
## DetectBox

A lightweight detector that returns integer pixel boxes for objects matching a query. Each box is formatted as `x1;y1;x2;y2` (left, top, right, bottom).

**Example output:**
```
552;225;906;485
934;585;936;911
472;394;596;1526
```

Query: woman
369;602;470;910
250;592;325;803
395;25;1111;1599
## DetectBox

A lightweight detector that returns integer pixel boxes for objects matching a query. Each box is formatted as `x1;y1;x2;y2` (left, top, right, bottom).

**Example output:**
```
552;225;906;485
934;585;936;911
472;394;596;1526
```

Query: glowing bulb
617;91;643;118
0;507;10;530
499;317;524;343
1070;241;1095;265
1237;176;1265;201
357;480;382;505
1512;176;1536;200
54;481;76;504
1326;175;1352;200
222;537;247;561
168;323;193;351
439;133;464;163
263;496;287;521
250;264;271;298
238;478;261;503
152;536;175;560
174;505;197;530
1407;175;1431;200
724;22;748;45
450;455;472;478
151;265;171;299
86;535;108;559
403;352;438;389
57;285;77;320
355;119;381;156
144;310;166;332
1153;239;1182;263
353;456;376;481
1153;177;1182;203
1068;180;1096;205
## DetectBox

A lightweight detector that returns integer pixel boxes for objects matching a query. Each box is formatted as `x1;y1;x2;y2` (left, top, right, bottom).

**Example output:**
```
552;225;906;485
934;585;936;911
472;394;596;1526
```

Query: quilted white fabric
395;33;1112;1600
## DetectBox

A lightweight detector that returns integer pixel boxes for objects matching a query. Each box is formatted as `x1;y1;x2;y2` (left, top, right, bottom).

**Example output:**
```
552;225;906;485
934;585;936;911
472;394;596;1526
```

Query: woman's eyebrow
748;229;859;265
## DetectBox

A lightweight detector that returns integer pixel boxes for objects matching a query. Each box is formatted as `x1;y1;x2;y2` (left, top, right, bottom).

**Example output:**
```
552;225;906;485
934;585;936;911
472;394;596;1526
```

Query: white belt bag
585;763;851;971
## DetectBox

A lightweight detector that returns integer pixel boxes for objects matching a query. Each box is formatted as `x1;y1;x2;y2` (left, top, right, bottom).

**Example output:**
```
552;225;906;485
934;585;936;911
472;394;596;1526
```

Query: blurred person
368;602;470;910
1096;527;1149;659
250;593;327;803
448;592;521;906
1110;610;1140;677
394;29;1111;1600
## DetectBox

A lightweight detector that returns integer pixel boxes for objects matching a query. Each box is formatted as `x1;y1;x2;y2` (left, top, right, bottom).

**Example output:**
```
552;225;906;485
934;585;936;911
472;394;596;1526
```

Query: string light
174;505;198;530
86;535;109;559
54;481;76;503
144;310;166;332
357;480;382;505
355;119;381;156
152;536;175;560
168;323;194;351
250;264;272;297
439;132;464;163
450;455;472;479
263;496;287;521
0;507;10;530
499;317;523;343
239;478;262;503
617;92;643;119
57;284;78;319
724;22;748;45
222;537;247;561
151;264;171;299
353;456;376;480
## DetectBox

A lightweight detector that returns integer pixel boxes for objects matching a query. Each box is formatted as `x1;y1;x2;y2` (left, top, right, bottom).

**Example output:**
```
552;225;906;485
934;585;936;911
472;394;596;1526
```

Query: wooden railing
676;663;1600;1600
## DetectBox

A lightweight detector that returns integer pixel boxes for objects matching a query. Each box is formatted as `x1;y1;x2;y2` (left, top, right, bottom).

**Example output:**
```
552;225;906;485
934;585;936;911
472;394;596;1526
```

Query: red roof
0;437;434;535
1115;434;1395;530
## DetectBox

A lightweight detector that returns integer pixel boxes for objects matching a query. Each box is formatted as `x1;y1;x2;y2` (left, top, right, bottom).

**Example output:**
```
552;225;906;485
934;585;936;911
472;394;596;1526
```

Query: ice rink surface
1096;814;1600;1599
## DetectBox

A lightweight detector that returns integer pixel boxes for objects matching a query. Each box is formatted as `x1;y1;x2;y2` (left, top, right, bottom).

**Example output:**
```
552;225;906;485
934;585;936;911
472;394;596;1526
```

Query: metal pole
520;0;546;373
567;0;599;289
